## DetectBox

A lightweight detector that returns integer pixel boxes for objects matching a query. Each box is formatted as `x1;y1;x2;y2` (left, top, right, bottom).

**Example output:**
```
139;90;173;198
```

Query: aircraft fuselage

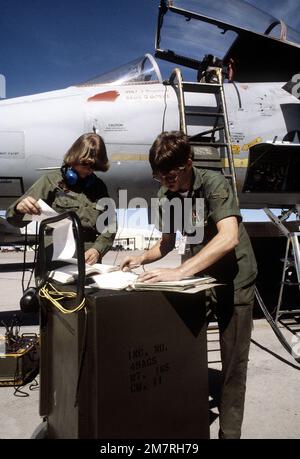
0;79;299;210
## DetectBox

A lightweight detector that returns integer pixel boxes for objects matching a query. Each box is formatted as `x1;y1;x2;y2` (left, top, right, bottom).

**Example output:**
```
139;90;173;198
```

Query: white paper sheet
29;199;76;260
52;219;76;260
92;271;138;290
27;199;58;223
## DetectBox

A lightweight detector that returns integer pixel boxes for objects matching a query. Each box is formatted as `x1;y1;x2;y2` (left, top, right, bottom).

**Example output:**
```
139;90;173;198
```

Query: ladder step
182;82;222;94
176;77;238;203
185;111;224;117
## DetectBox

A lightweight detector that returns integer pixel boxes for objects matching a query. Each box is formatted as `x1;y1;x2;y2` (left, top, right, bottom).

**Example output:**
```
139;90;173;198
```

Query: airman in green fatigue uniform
121;131;257;439
6;133;116;264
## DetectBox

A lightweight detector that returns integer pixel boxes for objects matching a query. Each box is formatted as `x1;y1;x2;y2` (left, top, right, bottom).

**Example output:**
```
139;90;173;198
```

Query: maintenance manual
50;260;220;293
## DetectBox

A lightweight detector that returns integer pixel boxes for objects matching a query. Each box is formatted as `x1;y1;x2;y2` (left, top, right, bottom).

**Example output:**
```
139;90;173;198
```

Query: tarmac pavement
0;250;299;439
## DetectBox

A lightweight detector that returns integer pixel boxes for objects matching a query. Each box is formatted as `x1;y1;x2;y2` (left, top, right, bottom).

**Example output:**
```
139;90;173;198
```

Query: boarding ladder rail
168;67;238;204
169;68;187;133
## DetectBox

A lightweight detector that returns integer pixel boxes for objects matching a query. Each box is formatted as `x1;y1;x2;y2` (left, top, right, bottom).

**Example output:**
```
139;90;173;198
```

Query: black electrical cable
21;226;28;293
21;222;39;293
74;306;88;407
13;359;29;397
26;223;39;288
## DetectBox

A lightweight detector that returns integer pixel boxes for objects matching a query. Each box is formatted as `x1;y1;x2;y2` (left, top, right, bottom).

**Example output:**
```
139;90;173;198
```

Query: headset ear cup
61;165;95;188
63;167;78;186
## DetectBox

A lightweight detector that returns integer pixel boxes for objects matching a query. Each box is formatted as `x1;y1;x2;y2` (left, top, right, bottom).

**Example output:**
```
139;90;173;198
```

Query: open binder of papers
50;260;219;294
92;272;219;294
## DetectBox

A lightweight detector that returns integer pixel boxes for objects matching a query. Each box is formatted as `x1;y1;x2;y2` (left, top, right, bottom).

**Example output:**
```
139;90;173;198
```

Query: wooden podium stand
39;288;209;439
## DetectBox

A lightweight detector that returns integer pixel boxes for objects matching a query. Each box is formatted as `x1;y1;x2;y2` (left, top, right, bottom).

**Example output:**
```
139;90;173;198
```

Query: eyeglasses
152;166;186;183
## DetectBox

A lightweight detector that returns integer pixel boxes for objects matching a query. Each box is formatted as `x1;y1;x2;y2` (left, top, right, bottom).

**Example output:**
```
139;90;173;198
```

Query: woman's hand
120;254;145;271
85;248;100;265
16;196;41;215
137;267;183;283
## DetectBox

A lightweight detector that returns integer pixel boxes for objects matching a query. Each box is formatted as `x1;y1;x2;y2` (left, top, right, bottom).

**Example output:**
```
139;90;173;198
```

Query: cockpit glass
286;28;300;44
159;9;238;62
79;54;162;86
158;0;300;64
172;0;279;35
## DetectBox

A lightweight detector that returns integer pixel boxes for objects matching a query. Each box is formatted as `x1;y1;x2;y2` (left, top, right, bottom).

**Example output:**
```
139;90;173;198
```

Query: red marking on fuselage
87;90;120;102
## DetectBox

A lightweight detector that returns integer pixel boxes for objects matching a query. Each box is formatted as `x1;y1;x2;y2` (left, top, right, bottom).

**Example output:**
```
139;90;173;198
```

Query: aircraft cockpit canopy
79;54;163;86
155;0;300;82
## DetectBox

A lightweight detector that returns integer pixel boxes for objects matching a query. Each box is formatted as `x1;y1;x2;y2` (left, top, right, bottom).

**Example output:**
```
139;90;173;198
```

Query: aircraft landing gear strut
255;206;300;364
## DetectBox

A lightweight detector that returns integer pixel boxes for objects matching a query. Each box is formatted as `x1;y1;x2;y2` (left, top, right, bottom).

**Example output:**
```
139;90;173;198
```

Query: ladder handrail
215;68;239;204
263;207;290;237
291;232;300;284
169;68;187;133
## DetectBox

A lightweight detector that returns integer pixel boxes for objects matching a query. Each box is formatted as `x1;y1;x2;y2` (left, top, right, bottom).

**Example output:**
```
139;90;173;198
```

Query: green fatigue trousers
206;281;255;439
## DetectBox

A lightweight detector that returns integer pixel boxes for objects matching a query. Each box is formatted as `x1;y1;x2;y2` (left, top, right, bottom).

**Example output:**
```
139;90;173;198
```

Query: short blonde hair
64;133;109;172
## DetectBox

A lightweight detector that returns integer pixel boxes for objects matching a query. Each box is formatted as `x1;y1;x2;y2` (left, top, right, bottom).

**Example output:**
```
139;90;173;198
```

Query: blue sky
1;0;300;98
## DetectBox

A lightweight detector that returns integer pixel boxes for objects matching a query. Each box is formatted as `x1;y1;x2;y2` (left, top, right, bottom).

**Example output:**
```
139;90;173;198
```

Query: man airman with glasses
121;130;257;439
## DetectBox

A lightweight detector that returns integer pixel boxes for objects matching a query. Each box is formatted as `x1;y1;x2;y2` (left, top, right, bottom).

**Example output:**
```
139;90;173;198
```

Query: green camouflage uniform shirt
157;167;257;290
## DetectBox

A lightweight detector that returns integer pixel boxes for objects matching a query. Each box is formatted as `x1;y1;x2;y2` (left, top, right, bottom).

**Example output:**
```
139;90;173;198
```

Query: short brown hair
149;131;192;174
64;133;109;172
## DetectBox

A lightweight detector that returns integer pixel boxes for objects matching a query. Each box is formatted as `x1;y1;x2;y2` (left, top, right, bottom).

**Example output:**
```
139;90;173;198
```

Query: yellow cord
39;282;85;314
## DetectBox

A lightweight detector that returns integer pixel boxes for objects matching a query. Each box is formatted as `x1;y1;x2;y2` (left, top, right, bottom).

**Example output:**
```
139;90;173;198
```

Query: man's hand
85;248;100;265
138;267;183;283
120;254;145;271
16;196;41;215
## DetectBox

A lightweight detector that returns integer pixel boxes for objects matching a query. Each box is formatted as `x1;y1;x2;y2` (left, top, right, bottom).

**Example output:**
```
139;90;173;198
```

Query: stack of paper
129;276;218;294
